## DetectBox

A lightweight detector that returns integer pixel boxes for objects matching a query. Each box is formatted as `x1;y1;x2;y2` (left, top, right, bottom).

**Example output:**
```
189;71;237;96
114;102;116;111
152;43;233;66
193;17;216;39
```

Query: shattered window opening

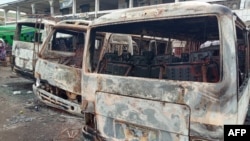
236;24;249;90
89;16;221;83
15;23;45;43
42;28;86;68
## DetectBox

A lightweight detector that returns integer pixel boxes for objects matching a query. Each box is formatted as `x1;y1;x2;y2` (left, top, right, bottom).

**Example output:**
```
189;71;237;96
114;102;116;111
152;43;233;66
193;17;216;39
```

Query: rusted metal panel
91;2;233;27
11;18;56;79
82;74;225;139
35;58;81;94
53;24;88;32
95;92;190;140
16;18;56;26
237;80;250;124
80;1;247;140
93;74;235;125
32;85;82;116
12;41;41;71
32;19;90;116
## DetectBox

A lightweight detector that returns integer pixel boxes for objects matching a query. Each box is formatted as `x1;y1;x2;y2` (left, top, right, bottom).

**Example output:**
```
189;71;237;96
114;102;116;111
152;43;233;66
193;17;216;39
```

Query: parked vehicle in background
11;18;56;79
80;1;250;141
32;20;91;116
0;24;17;46
0;38;7;66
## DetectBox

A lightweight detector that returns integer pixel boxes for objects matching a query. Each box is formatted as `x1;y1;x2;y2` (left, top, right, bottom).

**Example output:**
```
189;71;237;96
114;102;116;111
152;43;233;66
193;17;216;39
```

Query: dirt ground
0;66;85;141
1;64;250;141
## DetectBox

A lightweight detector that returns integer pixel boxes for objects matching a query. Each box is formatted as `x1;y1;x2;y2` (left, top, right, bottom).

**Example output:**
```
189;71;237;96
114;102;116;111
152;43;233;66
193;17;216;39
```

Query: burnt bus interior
41;27;86;68
38;27;87;105
35;15;248;107
88;15;249;84
89;16;222;83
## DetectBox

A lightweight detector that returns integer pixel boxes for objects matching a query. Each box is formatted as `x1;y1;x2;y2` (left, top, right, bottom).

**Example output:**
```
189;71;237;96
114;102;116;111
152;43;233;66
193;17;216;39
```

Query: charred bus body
11;18;55;80
33;20;91;116
81;2;250;141
32;26;141;116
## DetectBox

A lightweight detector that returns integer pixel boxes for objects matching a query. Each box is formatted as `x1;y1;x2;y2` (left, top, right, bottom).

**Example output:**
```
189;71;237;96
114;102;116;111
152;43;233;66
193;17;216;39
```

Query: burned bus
32;20;142;116
81;1;250;141
32;20;91;116
11;18;55;79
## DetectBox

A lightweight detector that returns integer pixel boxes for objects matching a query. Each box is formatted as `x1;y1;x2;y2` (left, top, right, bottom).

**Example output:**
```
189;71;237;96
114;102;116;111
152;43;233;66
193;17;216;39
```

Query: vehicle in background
81;1;250;141
0;38;7;66
11;18;56;80
0;24;21;47
32;20;91;116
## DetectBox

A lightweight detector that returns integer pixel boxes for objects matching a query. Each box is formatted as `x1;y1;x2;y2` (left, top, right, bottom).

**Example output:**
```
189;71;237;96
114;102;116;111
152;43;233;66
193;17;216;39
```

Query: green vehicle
0;23;45;66
0;24;16;46
0;24;39;46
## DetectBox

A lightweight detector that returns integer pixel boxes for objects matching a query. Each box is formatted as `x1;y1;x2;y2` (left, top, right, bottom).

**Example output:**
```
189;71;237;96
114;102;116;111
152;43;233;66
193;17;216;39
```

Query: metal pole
129;0;133;8
16;6;20;23
72;0;76;16
95;0;99;18
49;0;54;16
3;9;8;25
31;3;36;14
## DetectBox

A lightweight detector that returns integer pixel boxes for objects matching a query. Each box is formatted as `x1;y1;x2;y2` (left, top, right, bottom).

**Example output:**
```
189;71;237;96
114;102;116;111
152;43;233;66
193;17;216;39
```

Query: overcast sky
0;0;18;5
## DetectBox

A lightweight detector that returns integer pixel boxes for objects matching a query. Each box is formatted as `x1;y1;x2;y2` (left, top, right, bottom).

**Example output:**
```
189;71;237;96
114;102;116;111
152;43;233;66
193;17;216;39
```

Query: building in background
0;0;249;24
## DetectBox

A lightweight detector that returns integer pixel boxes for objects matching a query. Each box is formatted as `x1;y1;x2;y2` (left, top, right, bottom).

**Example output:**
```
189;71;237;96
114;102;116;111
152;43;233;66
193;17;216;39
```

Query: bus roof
17;18;56;26
57;19;91;26
91;1;235;27
53;19;90;31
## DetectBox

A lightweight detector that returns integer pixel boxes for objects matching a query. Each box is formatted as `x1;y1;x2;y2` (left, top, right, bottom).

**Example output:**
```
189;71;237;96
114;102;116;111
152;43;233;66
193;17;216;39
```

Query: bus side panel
12;40;42;71
95;92;190;140
237;80;250;124
35;58;81;94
